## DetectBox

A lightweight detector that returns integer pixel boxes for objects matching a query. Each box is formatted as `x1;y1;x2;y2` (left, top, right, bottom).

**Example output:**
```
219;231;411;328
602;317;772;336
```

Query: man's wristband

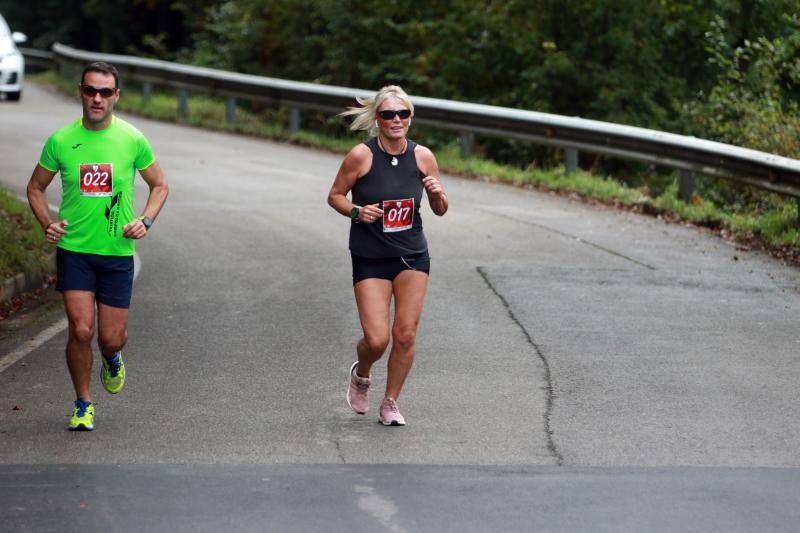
43;222;54;235
138;215;153;230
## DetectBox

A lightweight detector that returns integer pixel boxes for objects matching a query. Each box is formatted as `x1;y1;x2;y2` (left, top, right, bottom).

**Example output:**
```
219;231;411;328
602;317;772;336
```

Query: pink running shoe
347;361;370;414
379;397;406;426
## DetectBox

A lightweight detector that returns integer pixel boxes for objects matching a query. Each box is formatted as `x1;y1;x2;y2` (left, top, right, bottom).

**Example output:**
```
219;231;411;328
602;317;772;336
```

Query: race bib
382;198;414;233
79;163;113;197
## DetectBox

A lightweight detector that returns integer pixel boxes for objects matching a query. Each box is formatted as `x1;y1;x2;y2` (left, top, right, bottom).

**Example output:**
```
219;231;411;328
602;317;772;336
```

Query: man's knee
99;330;127;354
69;323;95;345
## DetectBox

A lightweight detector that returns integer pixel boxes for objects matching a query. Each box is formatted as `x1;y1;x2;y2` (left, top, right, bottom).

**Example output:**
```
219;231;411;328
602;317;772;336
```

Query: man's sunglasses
81;85;117;98
377;109;411;120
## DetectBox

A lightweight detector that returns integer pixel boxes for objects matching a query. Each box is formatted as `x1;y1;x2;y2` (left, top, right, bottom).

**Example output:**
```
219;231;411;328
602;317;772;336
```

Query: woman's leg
385;270;429;400
353;278;393;377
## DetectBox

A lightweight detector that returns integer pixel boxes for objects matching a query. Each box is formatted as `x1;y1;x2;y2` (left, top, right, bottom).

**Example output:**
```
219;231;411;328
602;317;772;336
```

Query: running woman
327;85;448;425
26;62;168;431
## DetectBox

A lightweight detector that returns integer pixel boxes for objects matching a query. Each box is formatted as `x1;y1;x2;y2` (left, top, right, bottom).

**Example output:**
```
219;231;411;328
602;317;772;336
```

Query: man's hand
122;218;147;239
44;219;69;243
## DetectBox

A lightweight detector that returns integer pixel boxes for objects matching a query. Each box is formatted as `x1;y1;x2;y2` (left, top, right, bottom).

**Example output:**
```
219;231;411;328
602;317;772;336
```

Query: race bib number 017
78;163;113;197
382;198;414;233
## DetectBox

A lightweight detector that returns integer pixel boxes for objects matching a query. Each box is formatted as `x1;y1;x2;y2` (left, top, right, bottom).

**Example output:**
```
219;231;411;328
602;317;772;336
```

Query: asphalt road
1;83;799;531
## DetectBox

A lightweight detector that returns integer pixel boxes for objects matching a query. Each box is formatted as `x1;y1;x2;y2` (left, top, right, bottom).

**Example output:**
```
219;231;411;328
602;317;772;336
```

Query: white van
0;13;26;101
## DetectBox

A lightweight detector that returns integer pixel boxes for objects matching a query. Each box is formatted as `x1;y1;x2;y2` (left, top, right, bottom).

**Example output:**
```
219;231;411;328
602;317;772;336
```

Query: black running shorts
351;250;430;285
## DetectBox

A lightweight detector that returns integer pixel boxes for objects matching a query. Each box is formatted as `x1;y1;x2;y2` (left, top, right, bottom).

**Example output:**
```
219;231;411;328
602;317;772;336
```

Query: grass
30;70;800;261
0;188;52;279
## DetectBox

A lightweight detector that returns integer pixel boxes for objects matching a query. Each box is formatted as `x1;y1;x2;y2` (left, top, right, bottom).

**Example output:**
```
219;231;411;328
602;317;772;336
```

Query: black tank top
349;137;428;258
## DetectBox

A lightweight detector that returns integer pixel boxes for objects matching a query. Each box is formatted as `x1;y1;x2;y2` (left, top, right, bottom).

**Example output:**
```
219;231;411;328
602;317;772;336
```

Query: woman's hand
359;203;384;223
422;175;445;200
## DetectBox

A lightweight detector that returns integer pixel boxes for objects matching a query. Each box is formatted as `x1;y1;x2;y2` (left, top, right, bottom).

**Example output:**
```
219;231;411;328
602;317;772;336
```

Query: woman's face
376;97;411;141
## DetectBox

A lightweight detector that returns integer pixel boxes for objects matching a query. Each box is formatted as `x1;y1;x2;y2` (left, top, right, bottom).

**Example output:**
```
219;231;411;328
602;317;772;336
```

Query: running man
26;62;168;431
328;85;448;425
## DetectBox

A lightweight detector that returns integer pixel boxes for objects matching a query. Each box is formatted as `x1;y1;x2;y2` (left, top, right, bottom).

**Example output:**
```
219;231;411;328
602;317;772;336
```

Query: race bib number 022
78;163;113;197
382;198;414;233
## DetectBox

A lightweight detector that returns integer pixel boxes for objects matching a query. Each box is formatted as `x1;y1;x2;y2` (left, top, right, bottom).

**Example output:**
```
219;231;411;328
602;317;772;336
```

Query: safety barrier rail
18;47;53;72
21;44;800;214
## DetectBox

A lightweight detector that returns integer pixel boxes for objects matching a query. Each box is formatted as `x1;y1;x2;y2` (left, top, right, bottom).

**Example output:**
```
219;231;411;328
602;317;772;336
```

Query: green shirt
39;116;155;256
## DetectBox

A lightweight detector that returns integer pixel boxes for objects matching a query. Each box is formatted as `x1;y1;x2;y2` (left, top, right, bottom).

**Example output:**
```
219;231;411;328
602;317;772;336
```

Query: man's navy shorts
56;248;134;308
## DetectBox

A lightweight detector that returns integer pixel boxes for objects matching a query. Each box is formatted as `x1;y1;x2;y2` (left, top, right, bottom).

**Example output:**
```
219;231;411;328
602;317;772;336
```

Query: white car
0;13;26;101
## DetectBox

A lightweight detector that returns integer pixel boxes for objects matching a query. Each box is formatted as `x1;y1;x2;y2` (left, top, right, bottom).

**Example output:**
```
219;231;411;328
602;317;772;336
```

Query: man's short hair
81;62;119;88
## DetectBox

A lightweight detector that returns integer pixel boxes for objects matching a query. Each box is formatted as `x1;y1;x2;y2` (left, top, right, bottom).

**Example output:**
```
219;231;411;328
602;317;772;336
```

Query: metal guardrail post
142;82;152;104
178;88;189;120
796;198;800;227
226;97;237;124
289;107;301;132
460;131;474;157
679;170;695;202
565;148;579;174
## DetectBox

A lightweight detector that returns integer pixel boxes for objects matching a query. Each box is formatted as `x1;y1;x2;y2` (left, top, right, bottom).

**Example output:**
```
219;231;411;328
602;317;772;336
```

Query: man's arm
27;163;68;243
122;161;169;239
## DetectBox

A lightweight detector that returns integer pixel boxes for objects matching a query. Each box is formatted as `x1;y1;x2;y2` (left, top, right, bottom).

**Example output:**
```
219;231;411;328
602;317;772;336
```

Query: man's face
80;71;119;126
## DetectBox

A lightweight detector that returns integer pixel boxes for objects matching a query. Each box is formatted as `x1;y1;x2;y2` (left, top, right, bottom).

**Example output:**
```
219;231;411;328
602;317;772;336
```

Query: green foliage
684;14;800;158
679;13;800;214
0;0;187;56
0;188;51;279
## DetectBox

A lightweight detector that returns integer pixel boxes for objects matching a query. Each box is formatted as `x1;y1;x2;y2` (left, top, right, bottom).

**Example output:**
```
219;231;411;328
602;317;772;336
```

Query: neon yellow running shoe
101;352;125;394
68;400;94;431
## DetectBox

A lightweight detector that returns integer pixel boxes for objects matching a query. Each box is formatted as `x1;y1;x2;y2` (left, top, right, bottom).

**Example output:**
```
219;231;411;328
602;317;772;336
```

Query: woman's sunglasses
81;85;117;98
377;109;411;120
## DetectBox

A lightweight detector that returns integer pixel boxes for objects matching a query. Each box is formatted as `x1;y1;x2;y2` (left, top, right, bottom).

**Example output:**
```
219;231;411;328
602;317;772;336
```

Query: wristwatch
138;215;153;230
350;206;361;222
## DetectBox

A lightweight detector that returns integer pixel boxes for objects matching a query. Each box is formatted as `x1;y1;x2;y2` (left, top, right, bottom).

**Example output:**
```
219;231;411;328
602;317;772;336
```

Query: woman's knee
392;325;417;351
362;331;390;354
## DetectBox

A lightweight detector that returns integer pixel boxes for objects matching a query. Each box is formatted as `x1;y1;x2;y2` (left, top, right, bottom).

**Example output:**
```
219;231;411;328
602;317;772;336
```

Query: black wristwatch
138;215;153;230
350;206;361;222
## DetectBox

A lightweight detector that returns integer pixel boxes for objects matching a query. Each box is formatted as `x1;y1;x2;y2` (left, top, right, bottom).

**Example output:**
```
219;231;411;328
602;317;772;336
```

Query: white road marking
353;484;406;533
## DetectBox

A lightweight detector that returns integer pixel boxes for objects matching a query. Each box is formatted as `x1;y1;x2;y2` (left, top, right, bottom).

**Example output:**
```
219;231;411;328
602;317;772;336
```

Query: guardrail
18;47;53;72
22;44;800;219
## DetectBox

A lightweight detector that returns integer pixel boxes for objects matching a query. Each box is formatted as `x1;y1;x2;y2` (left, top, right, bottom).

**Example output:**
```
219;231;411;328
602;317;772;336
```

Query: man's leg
97;303;129;358
97;303;129;395
63;290;97;403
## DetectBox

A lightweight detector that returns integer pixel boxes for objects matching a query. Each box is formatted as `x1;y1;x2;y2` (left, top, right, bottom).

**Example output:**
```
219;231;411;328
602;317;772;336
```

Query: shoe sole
68;424;94;431
347;361;367;415
379;418;405;426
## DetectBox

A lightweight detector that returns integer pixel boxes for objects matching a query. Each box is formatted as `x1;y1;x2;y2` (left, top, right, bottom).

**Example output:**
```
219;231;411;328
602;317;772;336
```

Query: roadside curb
0;253;56;305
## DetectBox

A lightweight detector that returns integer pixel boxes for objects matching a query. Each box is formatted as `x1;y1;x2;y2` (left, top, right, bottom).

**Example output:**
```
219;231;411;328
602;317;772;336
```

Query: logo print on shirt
72;144;82;149
105;192;122;237
391;156;398;166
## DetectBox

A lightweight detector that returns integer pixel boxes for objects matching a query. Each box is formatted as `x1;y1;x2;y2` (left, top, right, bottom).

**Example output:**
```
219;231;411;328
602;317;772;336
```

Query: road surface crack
472;206;657;271
477;267;564;465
